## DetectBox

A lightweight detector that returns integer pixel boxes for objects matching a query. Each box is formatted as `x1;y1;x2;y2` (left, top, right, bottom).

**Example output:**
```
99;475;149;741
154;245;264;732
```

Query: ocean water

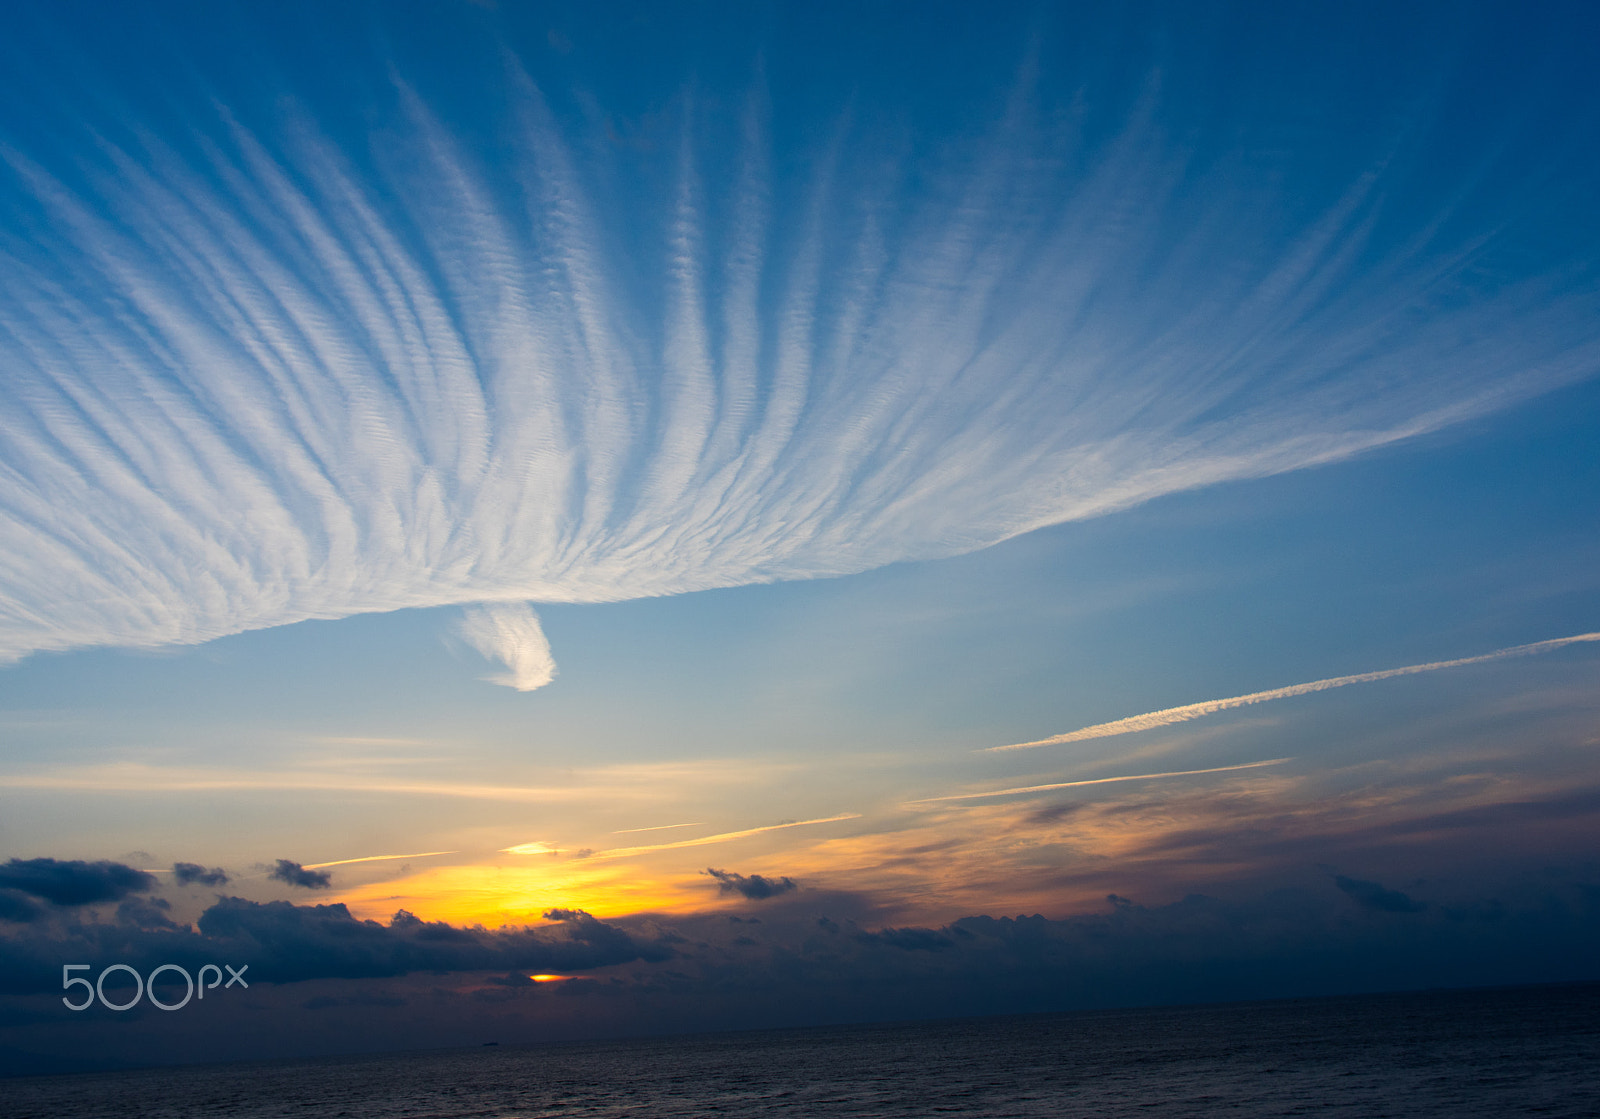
6;983;1597;1118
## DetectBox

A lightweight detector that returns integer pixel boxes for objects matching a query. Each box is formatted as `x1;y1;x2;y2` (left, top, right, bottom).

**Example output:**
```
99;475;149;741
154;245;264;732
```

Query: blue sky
1;0;1598;1071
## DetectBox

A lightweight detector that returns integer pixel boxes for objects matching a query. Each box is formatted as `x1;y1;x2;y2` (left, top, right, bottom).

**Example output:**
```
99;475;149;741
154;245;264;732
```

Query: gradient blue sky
1;0;1598;1071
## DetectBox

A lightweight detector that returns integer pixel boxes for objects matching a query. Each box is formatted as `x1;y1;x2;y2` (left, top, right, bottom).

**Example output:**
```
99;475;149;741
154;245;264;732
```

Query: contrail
590;814;861;859
302;851;456;869
988;632;1600;752
906;758;1292;804
611;822;708;834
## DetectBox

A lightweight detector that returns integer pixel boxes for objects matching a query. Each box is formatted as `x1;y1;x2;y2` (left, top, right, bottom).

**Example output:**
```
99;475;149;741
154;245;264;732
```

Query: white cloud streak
302;851;456;869
905;758;1293;805
0;766;659;804
500;841;559;856
590;814;862;860
458;603;557;691
989;633;1600;752
0;39;1596;667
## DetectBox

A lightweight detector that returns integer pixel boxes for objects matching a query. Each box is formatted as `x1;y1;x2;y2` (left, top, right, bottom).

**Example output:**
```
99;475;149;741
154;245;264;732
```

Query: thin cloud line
0;769;651;804
907;758;1293;805
590;814;861;859
987;632;1600;752
302;851;457;869
610;821;708;834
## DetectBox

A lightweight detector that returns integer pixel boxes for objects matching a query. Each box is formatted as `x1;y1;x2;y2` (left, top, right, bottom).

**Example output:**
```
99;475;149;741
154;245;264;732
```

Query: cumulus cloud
706;868;798;900
0;896;673;995
855;926;954;951
0;13;1596;669
0;858;156;908
458;604;557;691
116;896;179;930
727;871;1600;1012
991;633;1600;751
1334;875;1428;915
4;869;1598;1076
172;861;230;887
0;892;41;924
270;860;333;890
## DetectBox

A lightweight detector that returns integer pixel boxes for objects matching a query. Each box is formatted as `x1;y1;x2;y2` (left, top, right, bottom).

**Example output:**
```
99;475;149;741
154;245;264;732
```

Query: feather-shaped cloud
0;25;1596;670
459;604;557;691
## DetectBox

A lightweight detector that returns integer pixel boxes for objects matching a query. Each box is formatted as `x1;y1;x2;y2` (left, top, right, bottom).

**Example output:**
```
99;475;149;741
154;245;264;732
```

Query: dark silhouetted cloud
270;860;332;890
1334;875;1428;914
856;926;955;951
706;868;798;900
0;858;155;907
173;862;230;887
537;908;657;962
0;894;674;997
2;860;1599;1074
115;897;178;930
0;892;41;924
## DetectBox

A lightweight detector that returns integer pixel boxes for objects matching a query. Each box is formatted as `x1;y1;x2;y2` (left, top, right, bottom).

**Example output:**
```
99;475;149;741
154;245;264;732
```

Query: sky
1;0;1599;1075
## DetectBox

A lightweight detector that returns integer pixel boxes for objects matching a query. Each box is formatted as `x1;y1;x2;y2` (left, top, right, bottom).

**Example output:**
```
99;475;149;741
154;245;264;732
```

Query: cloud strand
301;851;456;870
906;758;1293;805
988;633;1600;752
590;815;862;860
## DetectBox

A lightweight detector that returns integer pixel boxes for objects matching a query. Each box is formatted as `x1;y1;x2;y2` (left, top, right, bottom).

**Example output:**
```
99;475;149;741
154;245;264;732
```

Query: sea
5;983;1597;1118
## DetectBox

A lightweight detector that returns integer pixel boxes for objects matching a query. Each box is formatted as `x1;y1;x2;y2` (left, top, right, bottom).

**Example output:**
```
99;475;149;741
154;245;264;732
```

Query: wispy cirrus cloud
0;14;1596;674
585;814;862;860
905;758;1293;805
301;851;457;870
0;761;746;806
989;632;1600;752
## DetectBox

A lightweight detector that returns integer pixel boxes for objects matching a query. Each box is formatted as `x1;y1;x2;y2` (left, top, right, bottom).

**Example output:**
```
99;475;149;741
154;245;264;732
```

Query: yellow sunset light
332;858;715;926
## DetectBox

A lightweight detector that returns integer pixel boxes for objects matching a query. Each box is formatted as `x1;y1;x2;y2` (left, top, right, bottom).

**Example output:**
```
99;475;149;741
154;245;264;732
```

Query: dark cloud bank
0;897;671;996
2;859;1598;1074
268;860;331;890
0;858;156;921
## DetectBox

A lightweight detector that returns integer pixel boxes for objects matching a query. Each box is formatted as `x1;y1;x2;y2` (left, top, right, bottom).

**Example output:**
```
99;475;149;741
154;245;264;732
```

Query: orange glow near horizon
331;858;721;925
317;757;1559;931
